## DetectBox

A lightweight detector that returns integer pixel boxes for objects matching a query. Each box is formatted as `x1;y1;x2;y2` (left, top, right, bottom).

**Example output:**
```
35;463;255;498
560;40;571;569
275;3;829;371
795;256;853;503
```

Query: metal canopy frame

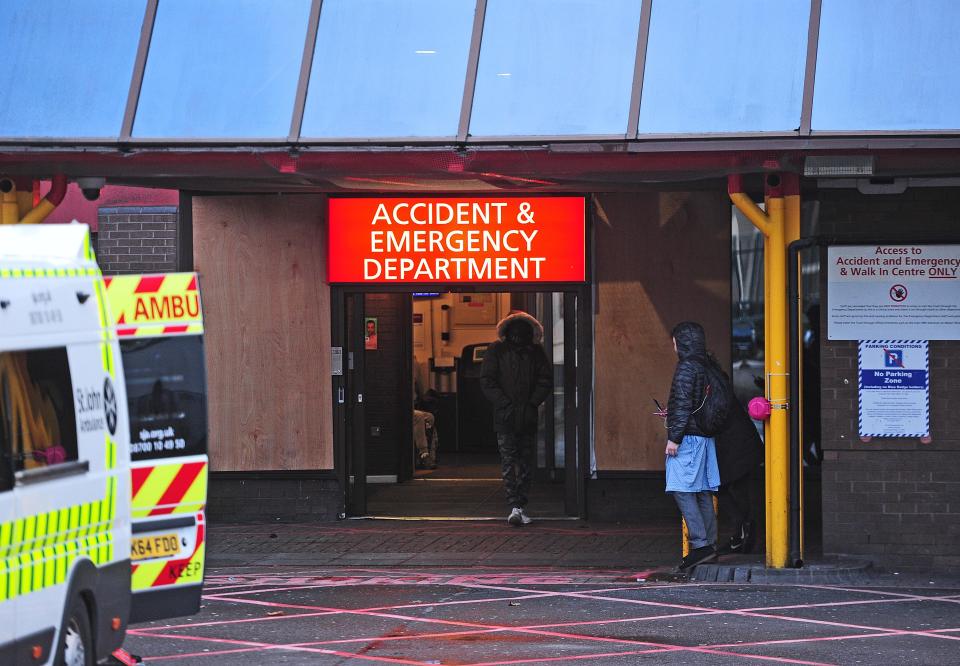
6;0;960;148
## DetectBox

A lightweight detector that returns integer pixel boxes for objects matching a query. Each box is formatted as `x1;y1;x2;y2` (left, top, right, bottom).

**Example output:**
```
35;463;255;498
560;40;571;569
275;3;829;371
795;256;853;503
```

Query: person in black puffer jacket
665;322;721;571
715;394;763;554
481;311;552;527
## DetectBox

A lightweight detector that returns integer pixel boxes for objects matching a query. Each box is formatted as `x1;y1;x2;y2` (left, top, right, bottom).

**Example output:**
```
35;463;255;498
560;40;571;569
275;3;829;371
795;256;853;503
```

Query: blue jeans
672;491;717;549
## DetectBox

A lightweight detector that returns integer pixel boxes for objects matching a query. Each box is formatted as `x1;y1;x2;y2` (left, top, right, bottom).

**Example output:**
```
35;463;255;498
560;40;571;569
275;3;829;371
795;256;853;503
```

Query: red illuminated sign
328;197;585;284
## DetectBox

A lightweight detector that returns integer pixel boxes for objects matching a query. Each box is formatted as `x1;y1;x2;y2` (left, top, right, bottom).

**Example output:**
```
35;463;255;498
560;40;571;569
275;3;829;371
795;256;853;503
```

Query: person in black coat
480;311;553;527
715;388;764;553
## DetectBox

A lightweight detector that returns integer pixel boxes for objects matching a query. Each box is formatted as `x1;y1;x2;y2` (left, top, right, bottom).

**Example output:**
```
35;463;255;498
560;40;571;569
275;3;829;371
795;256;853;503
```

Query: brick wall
95;205;179;275
818;187;960;569
207;475;342;523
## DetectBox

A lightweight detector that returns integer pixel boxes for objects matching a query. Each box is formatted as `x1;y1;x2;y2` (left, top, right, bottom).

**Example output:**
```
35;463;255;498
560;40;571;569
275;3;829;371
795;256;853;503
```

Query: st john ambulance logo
104;376;118;435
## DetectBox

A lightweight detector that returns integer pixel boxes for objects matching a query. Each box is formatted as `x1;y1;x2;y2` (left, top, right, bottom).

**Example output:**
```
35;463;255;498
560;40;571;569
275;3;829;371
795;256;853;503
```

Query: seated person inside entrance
413;360;438;469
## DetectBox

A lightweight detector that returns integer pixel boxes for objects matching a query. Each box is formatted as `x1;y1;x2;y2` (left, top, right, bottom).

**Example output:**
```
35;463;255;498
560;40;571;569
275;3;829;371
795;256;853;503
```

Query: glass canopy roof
1;0;957;143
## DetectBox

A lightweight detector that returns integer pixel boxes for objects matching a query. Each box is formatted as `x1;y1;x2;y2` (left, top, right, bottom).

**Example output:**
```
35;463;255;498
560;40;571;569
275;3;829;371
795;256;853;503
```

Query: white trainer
518;508;533;525
508;508;523;526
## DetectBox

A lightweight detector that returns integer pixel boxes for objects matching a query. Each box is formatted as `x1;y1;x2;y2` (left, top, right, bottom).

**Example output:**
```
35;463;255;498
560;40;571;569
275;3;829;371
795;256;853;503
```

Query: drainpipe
788;236;817;568
783;174;803;566
20;174;68;225
729;173;790;569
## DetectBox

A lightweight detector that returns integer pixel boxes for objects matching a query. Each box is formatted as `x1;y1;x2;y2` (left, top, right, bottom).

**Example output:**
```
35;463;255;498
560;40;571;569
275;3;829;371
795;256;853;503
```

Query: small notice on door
828;245;960;340
858;340;929;438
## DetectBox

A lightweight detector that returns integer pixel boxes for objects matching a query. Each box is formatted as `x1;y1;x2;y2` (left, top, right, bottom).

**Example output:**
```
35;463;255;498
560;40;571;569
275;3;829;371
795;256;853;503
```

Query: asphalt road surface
126;565;960;665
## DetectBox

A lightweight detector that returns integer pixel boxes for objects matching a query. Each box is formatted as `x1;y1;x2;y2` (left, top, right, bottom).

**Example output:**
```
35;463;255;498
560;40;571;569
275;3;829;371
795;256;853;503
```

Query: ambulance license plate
131;533;181;561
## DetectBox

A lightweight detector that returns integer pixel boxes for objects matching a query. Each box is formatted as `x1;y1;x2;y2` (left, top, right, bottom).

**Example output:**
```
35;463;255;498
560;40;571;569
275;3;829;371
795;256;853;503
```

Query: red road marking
180;579;960;644
131;575;960;666
135;631;433;665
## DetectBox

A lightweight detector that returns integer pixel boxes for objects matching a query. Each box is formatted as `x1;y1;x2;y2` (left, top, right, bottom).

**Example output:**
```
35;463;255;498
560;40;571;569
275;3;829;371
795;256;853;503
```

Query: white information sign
828;245;960;340
858;340;929;438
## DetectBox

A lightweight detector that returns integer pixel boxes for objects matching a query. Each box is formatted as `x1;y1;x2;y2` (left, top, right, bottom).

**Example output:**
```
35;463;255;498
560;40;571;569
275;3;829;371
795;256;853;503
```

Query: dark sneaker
676;545;717;571
727;523;747;553
741;521;756;554
508;508;523;526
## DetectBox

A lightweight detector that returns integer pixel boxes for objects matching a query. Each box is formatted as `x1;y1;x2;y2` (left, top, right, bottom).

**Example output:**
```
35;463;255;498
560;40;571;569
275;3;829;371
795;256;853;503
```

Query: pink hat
748;396;772;421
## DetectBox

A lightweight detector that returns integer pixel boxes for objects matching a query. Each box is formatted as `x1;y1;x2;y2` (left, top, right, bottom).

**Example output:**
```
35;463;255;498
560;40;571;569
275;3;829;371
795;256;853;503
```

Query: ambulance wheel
57;597;94;666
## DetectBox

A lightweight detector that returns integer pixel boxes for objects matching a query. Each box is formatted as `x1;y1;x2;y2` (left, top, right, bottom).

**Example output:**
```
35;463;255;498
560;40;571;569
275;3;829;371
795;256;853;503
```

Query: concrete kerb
688;556;873;584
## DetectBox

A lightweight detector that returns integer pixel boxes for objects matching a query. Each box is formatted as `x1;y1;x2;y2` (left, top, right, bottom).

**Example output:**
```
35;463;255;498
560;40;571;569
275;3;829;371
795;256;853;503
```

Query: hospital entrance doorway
333;288;591;519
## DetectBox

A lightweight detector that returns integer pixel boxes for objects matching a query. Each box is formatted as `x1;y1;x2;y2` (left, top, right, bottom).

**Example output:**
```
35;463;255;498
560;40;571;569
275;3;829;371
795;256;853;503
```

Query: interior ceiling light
415;50;436;54
803;155;875;177
496;72;511;77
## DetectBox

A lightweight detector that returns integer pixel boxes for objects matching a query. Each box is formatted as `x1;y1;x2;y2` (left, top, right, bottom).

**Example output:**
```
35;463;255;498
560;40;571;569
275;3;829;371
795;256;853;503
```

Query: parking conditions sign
858;340;929;438
828;245;960;340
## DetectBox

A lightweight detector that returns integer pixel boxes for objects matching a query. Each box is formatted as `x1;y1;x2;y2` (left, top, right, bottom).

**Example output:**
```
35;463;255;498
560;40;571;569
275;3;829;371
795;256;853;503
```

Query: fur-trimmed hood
496;311;544;344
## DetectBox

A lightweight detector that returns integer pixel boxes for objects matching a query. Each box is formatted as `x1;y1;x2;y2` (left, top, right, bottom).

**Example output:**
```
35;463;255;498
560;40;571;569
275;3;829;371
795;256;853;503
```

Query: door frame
331;283;592;518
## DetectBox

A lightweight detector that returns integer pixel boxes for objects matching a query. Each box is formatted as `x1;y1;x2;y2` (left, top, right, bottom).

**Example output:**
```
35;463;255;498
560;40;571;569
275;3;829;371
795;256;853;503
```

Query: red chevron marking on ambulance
148;462;206;516
131;466;154;499
134;276;166;294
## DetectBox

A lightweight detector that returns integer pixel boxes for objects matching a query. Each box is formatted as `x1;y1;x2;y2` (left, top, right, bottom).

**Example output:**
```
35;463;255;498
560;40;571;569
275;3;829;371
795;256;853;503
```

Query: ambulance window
0;349;79;476
121;337;207;462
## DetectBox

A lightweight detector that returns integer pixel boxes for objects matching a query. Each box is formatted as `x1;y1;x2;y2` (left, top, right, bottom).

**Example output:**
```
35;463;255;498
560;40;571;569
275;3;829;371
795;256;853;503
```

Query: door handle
338;387;345;404
357;393;363;404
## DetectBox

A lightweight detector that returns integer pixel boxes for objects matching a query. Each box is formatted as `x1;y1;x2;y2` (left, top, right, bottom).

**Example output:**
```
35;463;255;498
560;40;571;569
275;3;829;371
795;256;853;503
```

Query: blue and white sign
858;340;929;438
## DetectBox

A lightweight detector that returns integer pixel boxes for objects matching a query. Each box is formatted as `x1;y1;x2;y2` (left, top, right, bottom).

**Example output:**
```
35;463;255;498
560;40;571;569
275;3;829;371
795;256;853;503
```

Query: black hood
671;321;707;361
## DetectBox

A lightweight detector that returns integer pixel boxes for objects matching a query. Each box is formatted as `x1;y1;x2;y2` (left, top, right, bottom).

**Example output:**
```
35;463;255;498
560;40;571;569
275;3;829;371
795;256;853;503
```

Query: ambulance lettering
168;561;203;580
76;383;106;433
133;293;200;322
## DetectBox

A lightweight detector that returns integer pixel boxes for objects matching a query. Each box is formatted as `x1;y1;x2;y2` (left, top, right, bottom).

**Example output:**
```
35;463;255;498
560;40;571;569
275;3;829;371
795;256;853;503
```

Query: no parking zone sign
858;340;930;438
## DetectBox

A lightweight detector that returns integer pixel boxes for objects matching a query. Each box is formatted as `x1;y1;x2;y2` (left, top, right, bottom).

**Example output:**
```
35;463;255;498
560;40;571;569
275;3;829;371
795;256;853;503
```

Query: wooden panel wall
193;195;333;471
594;192;731;472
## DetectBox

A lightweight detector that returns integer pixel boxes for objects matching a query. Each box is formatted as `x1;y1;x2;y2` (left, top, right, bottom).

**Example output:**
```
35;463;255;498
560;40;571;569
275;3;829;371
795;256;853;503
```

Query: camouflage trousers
498;432;535;508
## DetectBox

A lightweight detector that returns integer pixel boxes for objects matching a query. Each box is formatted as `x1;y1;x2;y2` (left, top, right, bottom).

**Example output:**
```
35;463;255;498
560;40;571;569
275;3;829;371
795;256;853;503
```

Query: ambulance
105;273;208;623
0;224;131;665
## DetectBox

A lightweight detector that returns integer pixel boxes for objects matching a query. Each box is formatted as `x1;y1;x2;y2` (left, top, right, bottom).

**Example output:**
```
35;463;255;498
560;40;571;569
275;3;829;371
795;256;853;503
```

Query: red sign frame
328;196;586;285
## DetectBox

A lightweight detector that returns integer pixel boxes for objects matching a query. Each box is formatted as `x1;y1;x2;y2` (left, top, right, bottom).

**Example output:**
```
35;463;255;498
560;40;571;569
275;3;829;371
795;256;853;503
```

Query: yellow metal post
1;181;19;225
0;174;67;225
729;174;790;568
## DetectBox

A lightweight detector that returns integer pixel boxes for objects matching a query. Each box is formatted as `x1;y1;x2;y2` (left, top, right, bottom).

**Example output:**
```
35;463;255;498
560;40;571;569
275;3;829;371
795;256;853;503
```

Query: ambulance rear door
105;273;208;623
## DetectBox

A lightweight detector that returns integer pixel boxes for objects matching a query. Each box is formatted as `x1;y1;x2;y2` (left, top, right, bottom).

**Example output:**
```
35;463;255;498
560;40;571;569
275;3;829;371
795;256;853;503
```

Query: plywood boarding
594;192;731;472
193;195;333;471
